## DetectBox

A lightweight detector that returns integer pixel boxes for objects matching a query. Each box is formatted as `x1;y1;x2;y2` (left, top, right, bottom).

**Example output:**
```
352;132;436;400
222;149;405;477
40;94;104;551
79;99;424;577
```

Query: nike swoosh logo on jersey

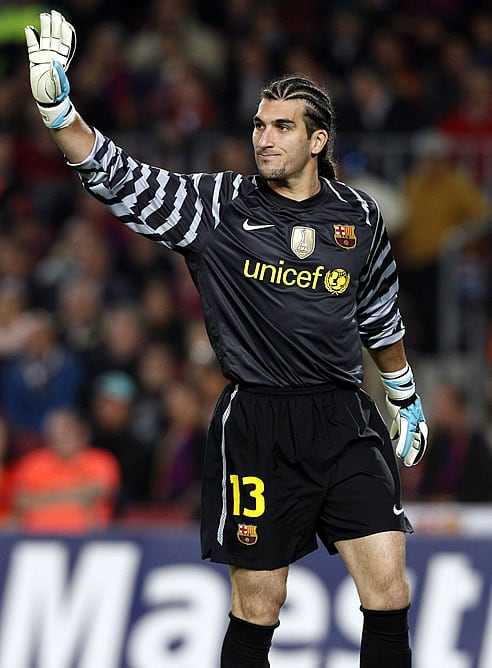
242;219;275;231
393;504;405;516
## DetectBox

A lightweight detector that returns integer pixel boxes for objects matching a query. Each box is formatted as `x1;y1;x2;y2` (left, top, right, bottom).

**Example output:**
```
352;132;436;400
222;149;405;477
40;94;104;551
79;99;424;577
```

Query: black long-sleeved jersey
72;129;404;388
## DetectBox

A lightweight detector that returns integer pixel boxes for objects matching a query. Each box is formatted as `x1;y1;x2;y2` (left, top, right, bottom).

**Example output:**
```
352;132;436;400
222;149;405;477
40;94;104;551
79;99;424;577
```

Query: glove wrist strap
380;363;416;402
37;98;76;129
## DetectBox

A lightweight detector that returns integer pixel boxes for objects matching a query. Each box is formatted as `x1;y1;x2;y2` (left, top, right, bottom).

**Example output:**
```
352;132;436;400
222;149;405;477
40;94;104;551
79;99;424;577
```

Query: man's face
44;412;86;459
252;98;320;182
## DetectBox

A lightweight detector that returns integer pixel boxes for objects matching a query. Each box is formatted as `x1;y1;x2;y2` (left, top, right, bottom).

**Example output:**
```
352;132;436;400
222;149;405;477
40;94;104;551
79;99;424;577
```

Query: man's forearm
50;112;96;164
368;339;407;374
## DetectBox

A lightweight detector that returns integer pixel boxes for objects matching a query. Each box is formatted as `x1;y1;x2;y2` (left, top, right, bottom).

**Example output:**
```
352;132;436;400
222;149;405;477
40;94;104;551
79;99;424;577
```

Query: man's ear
311;129;329;156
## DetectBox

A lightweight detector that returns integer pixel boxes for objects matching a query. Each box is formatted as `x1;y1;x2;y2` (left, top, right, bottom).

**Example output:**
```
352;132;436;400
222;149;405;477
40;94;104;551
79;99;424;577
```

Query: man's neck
266;174;321;201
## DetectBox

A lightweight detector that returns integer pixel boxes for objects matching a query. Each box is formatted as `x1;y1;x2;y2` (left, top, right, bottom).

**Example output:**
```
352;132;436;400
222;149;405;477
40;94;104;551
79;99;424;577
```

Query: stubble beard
258;166;287;182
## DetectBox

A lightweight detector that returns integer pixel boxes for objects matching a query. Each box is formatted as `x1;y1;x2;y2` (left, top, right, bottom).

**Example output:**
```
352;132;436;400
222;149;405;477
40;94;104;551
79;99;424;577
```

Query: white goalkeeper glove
380;364;428;467
25;10;77;129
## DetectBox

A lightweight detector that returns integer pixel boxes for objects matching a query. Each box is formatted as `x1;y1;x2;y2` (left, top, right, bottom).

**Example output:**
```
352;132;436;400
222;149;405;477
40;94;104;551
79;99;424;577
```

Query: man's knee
230;567;288;626
236;582;287;625
363;571;411;611
338;532;410;611
239;590;286;626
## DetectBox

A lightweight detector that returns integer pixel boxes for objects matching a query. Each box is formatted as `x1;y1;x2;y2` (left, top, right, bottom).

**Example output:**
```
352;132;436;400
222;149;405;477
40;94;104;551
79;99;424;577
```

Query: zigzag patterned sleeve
70;129;241;253
356;198;405;349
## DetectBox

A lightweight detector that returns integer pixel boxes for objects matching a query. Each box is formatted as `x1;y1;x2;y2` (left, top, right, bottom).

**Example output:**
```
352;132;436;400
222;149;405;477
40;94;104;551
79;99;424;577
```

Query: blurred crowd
0;0;491;532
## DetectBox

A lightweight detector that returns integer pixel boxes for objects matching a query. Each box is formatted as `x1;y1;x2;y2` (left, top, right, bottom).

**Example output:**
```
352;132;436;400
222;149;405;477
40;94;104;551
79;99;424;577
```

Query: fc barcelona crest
291;226;315;259
333;224;357;249
237;524;258;545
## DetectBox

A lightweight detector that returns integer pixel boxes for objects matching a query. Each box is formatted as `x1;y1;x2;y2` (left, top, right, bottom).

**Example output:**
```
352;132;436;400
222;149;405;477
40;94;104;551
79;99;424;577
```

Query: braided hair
260;75;338;179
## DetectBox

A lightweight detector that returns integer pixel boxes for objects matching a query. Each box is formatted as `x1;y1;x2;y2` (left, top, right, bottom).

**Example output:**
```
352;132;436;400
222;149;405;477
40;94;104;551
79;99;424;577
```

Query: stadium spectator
139;278;188;361
69;221;135;305
321;10;364;77
132;341;177;454
338;66;427;135
56;276;104;365
89;370;151;507
157;63;217;148
128;0;226;84
149;380;206;519
367;29;412;85
0;309;84;454
418;33;472;125
396;129;488;353
439;66;492;141
9;408;120;532
439;65;492;185
416;384;492;503
87;304;146;380
33;217;118;311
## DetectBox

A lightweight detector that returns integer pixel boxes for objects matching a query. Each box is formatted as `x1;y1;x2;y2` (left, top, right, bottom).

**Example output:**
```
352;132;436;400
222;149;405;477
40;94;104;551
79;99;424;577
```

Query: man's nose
258;127;274;146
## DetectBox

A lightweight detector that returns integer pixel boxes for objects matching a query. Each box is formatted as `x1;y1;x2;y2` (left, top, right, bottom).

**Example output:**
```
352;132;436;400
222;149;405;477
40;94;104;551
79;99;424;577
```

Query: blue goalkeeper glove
381;364;428;467
25;10;77;129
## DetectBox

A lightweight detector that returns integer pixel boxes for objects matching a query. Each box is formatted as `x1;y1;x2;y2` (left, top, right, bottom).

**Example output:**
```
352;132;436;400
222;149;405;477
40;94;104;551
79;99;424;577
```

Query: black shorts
200;383;413;570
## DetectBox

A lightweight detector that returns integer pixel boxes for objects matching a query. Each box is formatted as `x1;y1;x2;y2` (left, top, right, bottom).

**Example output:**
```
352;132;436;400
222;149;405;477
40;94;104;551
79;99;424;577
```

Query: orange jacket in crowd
9;446;120;532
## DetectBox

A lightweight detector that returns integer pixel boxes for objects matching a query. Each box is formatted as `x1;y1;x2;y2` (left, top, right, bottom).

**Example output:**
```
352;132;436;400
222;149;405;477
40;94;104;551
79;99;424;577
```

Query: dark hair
260;75;338;179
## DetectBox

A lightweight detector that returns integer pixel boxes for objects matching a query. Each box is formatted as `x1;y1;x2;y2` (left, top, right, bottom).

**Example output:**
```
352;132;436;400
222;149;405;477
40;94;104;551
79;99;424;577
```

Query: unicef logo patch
324;268;350;294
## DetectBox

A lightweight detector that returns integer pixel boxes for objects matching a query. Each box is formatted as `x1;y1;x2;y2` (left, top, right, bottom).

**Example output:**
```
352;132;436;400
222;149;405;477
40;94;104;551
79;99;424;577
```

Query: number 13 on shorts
229;474;265;517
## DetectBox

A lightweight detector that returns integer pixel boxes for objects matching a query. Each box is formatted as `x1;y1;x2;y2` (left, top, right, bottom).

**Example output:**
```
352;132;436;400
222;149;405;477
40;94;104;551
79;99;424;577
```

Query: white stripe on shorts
217;384;239;545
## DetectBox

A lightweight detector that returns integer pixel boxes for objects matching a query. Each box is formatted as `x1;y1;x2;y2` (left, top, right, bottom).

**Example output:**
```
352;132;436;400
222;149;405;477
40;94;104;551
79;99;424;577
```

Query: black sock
220;612;279;668
360;605;412;668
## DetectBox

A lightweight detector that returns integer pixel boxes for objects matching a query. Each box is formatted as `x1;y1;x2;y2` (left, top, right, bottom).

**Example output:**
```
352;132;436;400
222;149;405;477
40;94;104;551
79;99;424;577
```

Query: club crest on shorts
237;524;258;545
333;224;357;249
291;226;315;259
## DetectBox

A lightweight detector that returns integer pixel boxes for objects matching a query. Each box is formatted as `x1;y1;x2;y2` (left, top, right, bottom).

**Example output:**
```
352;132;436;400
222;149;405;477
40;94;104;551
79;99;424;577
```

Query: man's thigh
336;531;410;610
316;393;413;554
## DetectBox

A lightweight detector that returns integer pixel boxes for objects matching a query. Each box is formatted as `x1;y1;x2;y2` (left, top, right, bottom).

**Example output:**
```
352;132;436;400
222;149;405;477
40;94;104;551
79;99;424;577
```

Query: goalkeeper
25;10;428;668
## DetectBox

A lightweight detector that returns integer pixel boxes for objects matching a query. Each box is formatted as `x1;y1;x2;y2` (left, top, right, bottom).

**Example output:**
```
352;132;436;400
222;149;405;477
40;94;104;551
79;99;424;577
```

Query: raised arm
25;9;95;162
